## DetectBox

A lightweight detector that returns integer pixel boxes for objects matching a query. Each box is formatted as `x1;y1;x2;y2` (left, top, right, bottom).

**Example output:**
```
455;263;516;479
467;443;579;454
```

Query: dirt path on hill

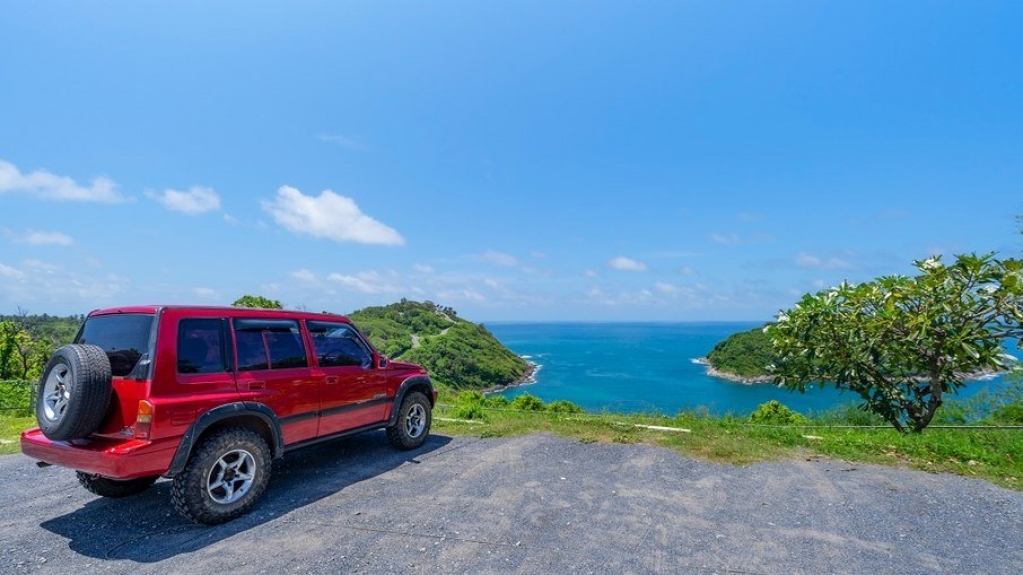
1;433;1020;574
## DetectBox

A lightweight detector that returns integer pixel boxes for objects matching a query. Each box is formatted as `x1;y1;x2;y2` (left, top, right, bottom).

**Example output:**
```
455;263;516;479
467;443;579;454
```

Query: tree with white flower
766;253;1023;432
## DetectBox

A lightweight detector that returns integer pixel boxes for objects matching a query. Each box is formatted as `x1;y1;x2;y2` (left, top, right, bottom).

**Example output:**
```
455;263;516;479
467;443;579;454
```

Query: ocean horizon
486;321;1009;416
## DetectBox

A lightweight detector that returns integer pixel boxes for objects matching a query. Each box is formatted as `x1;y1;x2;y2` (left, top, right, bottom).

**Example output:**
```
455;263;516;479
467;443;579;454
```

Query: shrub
0;380;32;417
483;395;510;408
511;393;545;411
546;400;583;414
452;402;486;421
749;400;808;425
991;402;1023;425
455;391;485;406
816;403;885;426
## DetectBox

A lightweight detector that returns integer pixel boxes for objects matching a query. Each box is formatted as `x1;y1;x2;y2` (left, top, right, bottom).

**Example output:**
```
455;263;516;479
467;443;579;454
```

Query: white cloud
413;264;435;273
584;270;599;278
437;288;486;303
193;287;219;299
480;250;518;267
0;160;128;203
583;286;657;306
223;213;239;225
262;186;405;246
0;262;26;280
290;269;317;283
608;256;647;271
710;233;740;245
796;252;853;270
655;282;682;295
327;271;401;294
9;229;74;246
147;186;221;214
0;259;128;305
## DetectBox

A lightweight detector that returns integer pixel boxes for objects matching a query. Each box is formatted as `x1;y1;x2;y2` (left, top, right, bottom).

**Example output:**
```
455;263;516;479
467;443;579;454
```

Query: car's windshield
76;313;155;377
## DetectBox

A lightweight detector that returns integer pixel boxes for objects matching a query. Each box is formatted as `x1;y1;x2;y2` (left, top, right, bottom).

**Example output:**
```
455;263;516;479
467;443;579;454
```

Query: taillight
135;400;154;439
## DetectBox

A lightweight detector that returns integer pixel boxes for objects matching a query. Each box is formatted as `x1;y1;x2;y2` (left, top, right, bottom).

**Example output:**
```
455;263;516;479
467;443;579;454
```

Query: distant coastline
693;357;774;385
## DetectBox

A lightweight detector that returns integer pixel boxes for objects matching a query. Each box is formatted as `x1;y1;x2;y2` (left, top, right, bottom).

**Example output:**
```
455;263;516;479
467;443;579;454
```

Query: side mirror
378;357;389;369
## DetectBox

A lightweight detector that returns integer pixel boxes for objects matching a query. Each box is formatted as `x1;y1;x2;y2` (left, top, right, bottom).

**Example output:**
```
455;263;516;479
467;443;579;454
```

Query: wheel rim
42;364;72;423
205;449;256;505
404;403;426;438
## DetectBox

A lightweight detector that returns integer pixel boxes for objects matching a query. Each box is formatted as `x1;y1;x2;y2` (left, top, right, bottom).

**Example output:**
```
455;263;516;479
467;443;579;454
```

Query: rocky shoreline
481;360;540;394
693;358;775;385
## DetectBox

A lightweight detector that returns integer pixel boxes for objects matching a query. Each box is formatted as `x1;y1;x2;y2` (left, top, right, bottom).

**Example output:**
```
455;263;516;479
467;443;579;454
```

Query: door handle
248;381;265;390
326;376;339;385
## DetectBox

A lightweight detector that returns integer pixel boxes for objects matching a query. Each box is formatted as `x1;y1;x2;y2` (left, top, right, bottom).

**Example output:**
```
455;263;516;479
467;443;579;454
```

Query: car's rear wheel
386;392;431;450
37;345;112;441
77;472;158;498
171;427;271;525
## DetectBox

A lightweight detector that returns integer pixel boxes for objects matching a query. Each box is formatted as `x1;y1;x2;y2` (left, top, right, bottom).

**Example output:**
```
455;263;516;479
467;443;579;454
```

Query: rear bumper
20;428;177;480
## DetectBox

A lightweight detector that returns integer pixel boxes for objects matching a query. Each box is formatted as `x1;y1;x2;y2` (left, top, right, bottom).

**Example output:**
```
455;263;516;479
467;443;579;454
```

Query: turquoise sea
487;322;1009;416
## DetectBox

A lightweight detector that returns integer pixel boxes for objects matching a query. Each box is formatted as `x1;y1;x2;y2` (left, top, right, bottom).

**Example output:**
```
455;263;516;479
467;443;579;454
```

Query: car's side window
307;321;373;368
234;319;308;371
178;318;228;374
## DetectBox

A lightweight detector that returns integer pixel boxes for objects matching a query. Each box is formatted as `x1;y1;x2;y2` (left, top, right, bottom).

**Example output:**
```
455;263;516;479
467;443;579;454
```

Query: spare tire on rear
37;344;113;441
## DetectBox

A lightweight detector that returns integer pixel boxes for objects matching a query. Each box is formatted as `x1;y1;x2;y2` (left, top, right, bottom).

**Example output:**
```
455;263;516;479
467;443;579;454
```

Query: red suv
21;305;436;524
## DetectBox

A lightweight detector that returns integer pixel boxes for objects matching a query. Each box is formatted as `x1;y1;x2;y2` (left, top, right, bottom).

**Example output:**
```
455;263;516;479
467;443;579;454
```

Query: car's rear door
232;318;320;445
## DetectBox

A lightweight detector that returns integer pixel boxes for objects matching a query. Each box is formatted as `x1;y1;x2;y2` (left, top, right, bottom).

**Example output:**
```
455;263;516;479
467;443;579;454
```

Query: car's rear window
76;313;155;377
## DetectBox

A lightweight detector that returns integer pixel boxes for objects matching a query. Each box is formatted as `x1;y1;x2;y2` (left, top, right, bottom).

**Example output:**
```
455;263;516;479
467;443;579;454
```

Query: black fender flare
387;375;435;427
164;402;284;478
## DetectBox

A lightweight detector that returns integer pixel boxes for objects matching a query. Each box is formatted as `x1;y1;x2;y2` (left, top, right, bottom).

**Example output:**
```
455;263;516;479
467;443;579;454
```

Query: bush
991;402;1023;425
455;391;485;405
511;393;545;411
0;380;32;417
483;395;510;408
452;402;486;420
749;400;808;425
546;400;583;414
815;403;885;426
448;390;487;420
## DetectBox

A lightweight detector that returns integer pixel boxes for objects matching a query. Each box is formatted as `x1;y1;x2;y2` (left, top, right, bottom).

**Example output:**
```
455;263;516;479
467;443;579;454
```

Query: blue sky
1;2;1021;322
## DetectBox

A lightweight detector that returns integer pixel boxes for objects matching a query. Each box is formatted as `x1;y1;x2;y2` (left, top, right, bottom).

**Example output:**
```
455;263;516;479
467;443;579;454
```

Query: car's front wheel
171;428;271;525
386;392;432;450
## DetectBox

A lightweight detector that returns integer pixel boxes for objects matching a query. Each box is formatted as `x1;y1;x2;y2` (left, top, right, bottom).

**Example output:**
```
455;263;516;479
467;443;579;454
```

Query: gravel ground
1;432;1021;575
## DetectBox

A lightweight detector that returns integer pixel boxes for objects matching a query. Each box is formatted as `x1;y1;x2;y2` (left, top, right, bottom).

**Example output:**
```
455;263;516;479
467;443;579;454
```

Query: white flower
921;257;941;271
777;313;789;323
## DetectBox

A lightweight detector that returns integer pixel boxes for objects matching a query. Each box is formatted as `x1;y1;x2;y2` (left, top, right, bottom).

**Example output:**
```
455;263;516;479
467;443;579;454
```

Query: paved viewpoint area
2;433;1021;575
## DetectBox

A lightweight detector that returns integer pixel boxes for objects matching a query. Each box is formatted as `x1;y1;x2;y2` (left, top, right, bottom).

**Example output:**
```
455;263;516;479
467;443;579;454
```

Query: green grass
433;397;1023;491
4;392;1020;490
0;415;32;455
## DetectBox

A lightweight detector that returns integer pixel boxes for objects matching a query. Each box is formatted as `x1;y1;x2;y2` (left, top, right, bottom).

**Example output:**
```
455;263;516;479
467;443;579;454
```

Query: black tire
171;428;271;525
77;472;158;498
386;392;432;450
36;344;112;441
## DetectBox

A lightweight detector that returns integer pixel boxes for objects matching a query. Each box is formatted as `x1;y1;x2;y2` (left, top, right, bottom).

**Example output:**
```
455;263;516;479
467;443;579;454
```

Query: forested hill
705;326;776;383
348;300;531;391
